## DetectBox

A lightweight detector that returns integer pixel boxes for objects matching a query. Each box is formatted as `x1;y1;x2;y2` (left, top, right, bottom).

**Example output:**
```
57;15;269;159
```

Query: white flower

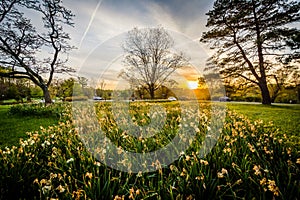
42;185;51;194
66;158;74;163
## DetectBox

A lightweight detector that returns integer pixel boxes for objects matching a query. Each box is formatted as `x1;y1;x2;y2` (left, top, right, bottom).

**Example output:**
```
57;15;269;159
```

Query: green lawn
226;102;300;146
1;102;299;148
0;105;59;148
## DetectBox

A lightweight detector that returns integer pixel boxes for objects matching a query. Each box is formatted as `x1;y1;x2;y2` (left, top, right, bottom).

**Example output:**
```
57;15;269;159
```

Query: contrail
79;0;103;49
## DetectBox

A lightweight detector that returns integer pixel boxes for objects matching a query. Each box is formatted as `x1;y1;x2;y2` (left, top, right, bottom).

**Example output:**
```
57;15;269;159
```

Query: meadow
0;102;299;199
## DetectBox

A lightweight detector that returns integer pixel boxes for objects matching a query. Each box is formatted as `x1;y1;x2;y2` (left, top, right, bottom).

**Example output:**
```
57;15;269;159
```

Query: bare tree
119;27;188;99
0;0;74;104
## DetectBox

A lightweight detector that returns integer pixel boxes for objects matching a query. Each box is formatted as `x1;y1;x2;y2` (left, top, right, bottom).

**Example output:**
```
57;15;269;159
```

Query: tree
198;73;225;99
0;0;75;104
268;65;297;102
0;77;30;102
200;0;300;104
95;79;106;98
119;27;188;99
55;78;75;100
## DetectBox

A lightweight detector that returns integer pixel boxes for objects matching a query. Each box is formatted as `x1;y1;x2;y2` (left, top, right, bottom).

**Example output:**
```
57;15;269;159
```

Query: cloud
62;0;214;86
78;0;104;49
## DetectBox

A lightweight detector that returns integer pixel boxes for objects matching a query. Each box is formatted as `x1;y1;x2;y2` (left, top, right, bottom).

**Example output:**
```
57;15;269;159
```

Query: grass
0;102;299;199
1;102;299;149
226;102;300;147
0;105;60;148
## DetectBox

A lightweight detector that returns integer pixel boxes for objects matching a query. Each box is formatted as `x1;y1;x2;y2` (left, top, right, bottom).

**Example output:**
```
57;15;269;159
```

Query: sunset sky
60;0;215;89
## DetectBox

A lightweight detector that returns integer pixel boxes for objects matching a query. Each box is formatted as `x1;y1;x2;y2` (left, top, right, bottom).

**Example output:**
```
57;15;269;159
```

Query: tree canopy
119;27;188;99
0;0;74;104
201;0;300;104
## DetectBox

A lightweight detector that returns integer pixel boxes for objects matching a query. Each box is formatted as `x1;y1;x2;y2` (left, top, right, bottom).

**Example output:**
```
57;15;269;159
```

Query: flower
260;178;267;186
236;179;242;185
50;173;57;179
200;159;209;165
129;188;134;194
33;178;39;184
185;155;191;161
94;161;101;167
56;185;65;193
253;165;261;176
180;168;187;177
221;168;228;175
66;158;74;163
85;172;93;179
40;179;47;185
223;147;231;153
267;180;280;196
247;143;255;152
135;189;140;195
113;195;124;200
217;168;228;178
117;146;123;155
195;175;204;181
217;172;224;178
169;165;176;171
129;187;135;199
207;126;211;131
42;185;51;194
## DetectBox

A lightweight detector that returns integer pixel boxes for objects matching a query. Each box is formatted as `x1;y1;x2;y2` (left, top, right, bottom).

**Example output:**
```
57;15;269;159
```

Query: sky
60;0;215;89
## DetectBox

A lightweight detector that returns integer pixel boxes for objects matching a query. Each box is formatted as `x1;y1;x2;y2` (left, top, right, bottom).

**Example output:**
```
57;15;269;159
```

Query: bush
8;103;66;119
244;95;262;102
64;96;88;102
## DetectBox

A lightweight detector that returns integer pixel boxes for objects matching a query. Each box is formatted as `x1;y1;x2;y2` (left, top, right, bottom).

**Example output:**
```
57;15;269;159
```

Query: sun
187;81;198;89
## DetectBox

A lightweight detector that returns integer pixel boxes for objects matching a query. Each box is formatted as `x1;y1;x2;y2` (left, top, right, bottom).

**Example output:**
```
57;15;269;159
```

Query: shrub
64;96;88;102
244;95;262;102
8;103;67;119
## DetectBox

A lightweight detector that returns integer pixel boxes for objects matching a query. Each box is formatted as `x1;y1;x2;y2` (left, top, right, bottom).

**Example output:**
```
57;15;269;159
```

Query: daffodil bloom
260;178;267;186
66;158;74;163
267;180;280;196
200;159;209;165
221;168;228;175
253;165;261;176
85;172;93;179
236;179;242;185
56;185;65;193
217;172;224;178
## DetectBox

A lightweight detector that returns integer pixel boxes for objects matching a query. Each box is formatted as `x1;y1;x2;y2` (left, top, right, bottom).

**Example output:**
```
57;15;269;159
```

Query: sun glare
187;81;198;89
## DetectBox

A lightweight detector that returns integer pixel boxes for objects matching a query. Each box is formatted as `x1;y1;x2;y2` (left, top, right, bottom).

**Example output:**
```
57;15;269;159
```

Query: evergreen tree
201;0;300;104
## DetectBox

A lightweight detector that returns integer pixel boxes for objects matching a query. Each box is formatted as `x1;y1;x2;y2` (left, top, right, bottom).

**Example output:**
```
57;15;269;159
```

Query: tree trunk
297;84;300;103
259;81;272;105
149;84;155;99
42;85;52;104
